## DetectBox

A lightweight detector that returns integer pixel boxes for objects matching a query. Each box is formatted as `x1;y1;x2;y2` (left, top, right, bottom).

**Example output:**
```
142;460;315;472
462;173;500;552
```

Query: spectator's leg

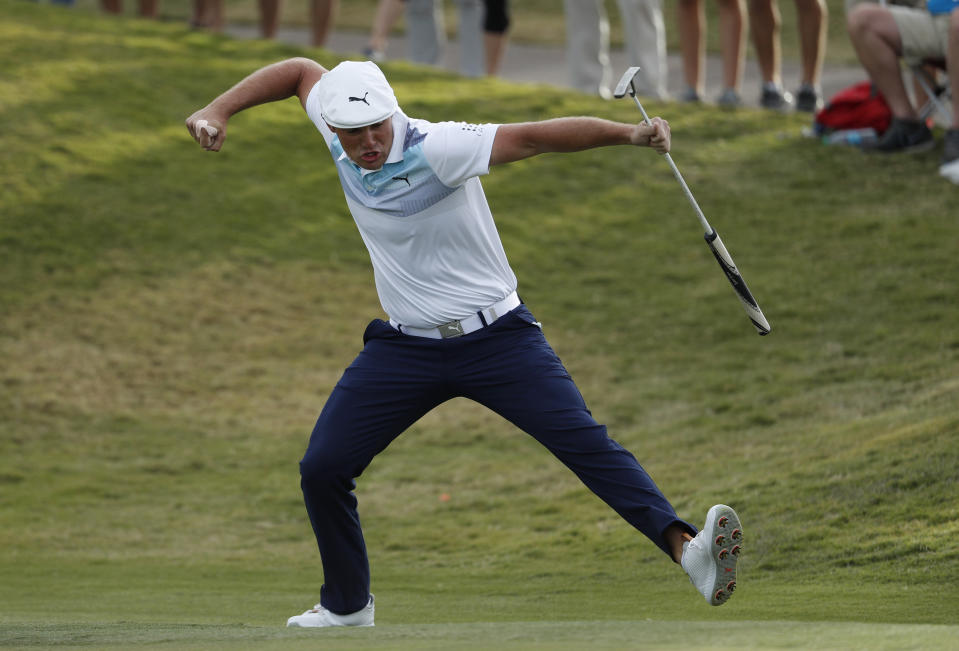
564;0;612;97
748;0;781;86
458;0;486;78
367;0;405;58
259;0;281;39
483;32;508;75
949;10;959;129
406;0;446;65
794;0;827;87
138;0;158;17
311;0;339;47
676;0;705;98
941;11;959;176
192;0;224;30
483;0;510;76
617;0;669;99
210;0;224;31
717;0;746;92
847;4;915;118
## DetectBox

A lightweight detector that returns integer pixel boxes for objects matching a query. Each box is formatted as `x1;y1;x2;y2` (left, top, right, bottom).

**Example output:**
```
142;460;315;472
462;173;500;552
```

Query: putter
614;67;771;336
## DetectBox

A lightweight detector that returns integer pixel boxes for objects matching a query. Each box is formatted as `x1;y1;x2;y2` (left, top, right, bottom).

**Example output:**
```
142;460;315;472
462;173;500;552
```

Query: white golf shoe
681;504;742;606
286;595;375;627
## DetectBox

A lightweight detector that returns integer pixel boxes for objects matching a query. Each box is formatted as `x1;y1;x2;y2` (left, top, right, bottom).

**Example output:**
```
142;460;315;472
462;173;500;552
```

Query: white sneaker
939;158;959;184
286;595;375;627
681;505;742;606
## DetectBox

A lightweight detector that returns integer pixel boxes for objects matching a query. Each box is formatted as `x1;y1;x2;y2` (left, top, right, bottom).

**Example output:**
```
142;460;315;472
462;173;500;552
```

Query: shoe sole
702;504;743;606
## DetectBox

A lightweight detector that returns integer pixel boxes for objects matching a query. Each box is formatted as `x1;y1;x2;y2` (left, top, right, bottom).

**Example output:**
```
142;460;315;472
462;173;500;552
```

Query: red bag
814;81;893;135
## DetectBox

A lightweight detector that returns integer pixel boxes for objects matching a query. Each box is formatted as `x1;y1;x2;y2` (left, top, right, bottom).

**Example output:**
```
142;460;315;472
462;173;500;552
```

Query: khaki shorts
889;6;950;61
844;0;925;14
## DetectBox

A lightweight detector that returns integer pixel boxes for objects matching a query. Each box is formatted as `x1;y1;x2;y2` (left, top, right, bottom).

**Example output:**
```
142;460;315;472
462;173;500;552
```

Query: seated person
847;0;958;179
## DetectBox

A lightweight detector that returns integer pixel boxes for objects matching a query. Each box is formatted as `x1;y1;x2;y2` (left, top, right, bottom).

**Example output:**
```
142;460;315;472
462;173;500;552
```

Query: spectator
846;0;958;172
483;0;510;76
676;0;747;107
748;0;828;111
938;3;959;181
404;0;448;66
363;0;509;77
372;0;495;78
454;0;486;77
259;0;338;47
364;0;406;61
100;0;157;18
564;0;669;100
845;0;941;116
191;0;224;31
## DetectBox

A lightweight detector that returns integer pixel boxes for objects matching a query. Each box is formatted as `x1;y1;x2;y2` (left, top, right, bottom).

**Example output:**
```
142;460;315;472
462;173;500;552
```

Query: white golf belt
390;291;520;339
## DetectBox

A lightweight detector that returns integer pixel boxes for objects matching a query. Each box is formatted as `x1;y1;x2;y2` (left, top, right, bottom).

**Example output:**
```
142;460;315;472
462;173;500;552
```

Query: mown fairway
1;3;957;649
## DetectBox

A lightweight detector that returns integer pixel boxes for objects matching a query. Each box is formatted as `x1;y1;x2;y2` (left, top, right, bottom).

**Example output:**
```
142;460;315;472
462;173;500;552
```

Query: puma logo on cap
318;61;399;129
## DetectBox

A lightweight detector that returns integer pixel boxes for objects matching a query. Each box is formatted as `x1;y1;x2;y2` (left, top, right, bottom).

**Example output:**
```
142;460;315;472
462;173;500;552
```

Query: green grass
2;2;959;649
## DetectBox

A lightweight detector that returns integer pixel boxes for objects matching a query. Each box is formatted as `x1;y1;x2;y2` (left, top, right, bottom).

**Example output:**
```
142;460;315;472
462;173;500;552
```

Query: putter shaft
615;67;770;335
627;94;714;237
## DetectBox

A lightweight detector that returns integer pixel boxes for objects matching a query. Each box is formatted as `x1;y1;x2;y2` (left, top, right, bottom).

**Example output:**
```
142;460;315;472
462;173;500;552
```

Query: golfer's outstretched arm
489;116;670;166
185;57;326;151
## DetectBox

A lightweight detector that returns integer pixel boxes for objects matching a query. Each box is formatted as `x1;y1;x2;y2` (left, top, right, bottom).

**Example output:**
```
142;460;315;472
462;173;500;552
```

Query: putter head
613;67;642;99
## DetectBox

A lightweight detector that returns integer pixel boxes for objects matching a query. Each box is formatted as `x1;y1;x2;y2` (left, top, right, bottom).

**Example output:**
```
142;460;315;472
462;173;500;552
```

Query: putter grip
705;230;771;336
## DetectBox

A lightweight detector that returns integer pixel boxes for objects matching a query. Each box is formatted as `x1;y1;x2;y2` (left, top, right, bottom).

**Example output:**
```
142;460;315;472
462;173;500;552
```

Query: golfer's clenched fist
185;111;226;151
631;116;670;154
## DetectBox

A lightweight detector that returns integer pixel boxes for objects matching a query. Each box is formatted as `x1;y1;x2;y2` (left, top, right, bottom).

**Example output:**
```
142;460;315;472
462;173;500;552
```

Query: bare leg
259;0;281;39
209;0;224;31
484;32;509;76
367;0;405;54
748;0;780;85
192;0;224;30
138;0;158;17
847;4;915;118
795;0;827;86
717;0;746;90
101;0;122;14
311;0;339;47
677;0;705;95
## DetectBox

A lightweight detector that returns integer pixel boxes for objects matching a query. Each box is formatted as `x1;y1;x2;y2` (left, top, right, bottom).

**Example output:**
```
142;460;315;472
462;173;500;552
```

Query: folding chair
912;58;952;127
875;0;953;126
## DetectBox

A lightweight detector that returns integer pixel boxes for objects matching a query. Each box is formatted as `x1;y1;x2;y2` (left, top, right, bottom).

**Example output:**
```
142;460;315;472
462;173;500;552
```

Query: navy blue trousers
299;305;696;614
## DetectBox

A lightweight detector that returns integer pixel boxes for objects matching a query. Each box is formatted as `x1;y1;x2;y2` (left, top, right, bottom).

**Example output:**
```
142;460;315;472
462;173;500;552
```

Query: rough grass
1;3;958;649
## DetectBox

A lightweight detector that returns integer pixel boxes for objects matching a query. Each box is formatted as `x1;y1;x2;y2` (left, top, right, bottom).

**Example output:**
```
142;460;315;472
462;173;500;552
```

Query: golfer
186;58;743;627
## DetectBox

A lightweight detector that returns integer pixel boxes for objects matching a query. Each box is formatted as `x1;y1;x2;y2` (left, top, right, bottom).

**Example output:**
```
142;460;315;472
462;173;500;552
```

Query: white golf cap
317;61;399;129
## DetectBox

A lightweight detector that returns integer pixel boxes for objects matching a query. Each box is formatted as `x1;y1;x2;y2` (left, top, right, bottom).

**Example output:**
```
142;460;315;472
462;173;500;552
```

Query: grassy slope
1;3;958;648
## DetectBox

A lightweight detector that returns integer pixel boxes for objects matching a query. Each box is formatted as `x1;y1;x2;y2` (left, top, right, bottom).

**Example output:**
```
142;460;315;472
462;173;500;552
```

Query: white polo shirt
305;84;518;328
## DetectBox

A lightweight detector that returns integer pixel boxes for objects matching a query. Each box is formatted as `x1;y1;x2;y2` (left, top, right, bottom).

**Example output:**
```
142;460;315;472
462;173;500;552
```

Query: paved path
225;24;867;110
